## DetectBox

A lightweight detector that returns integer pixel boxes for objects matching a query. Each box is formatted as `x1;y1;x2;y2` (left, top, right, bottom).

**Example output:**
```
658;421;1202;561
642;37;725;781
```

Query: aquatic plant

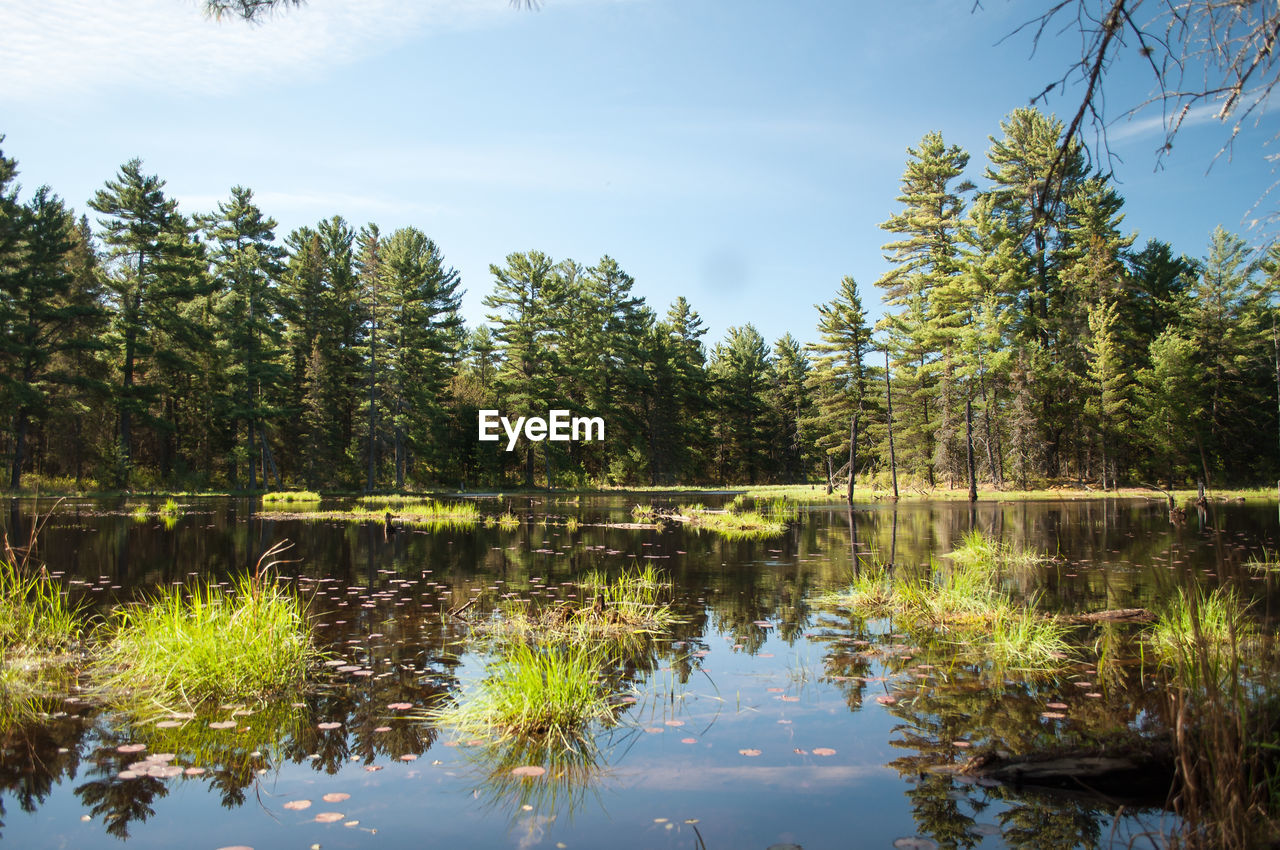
485;566;676;656
944;530;1043;572
1148;586;1253;690
428;643;613;744
96;573;317;709
564;516;581;533
0;557;80;654
1245;548;1280;573
261;490;322;503
496;512;520;530
160;497;181;516
130;504;150;522
678;505;786;539
631;503;655;521
818;566;895;618
822;557;1072;671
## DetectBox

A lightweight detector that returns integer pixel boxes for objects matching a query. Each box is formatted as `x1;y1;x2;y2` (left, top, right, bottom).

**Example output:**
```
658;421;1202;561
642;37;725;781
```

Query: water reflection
0;494;1275;847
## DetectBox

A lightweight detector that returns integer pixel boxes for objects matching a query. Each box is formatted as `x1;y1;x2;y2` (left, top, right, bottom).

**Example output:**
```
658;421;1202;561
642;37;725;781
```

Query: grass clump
822;556;1072;672
429;643;612;744
678;504;786;540
631;504;655;521
1147;586;1253;689
261;490;321;504
485;566;676;653
0;558;80;655
819;566;896;618
97;574;317;710
945;529;1043;572
496;512;520;530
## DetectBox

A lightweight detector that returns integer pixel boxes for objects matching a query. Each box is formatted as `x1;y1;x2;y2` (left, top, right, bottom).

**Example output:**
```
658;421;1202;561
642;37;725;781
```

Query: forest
1;106;1278;494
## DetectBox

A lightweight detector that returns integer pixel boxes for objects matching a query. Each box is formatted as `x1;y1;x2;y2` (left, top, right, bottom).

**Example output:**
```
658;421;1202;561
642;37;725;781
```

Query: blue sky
2;0;1276;348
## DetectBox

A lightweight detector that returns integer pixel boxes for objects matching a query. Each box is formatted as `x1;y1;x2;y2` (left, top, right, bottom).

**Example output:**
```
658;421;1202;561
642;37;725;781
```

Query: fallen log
960;742;1174;805
1058;607;1155;625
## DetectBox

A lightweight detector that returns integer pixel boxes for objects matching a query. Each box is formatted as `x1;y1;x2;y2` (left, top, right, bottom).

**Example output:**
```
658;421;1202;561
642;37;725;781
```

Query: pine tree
89;159;206;486
378;227;462;487
484;250;563;486
201;186;286;489
877;131;973;486
768;333;812;481
709;324;770;484
1;187;101;488
805;276;873;487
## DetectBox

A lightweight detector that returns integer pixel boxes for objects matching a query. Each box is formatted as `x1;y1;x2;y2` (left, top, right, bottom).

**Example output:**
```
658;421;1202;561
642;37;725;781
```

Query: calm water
1;494;1277;849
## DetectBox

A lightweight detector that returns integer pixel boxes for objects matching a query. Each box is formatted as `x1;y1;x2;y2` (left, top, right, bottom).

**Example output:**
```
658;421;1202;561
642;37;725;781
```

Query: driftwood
1058;607;1155;625
960;742;1174;805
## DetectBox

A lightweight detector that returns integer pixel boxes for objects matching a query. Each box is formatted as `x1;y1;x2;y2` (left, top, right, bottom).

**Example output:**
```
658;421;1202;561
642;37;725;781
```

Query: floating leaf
322;793;350;803
283;800;312;811
812;747;836;756
314;812;344;823
117;743;146;754
738;749;762;757
511;765;546;778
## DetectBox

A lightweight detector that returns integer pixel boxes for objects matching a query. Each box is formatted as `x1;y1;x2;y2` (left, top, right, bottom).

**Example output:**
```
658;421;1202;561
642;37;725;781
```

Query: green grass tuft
0;559;80;654
261;490;322;503
1148;586;1252;689
96;574;318;710
428;642;613;744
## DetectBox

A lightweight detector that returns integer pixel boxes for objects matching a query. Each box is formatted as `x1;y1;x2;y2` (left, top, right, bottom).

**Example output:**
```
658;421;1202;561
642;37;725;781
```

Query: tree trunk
825;456;833;495
966;394;977;503
978;356;1002;488
9;407;28;490
885;349;899;502
248;418;258;491
846;410;858;503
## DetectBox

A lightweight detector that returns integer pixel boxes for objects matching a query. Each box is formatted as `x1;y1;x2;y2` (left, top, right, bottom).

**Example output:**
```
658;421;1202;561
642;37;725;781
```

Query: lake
1;493;1275;849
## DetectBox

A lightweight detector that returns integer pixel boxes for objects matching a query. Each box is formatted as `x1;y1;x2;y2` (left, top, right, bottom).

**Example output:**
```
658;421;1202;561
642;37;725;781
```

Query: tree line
2;109;1278;493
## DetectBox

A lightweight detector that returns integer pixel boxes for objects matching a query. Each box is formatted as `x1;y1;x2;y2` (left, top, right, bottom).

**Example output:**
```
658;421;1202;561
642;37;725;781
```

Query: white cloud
0;0;538;100
1108;102;1223;142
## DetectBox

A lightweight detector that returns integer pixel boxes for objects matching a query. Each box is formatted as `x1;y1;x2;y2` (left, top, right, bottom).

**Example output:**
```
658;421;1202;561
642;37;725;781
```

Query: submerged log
1058;607;1156;624
960;742;1174;805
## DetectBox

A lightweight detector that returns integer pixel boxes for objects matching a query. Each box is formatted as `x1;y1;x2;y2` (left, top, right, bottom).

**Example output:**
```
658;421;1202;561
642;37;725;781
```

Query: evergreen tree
89;159;206;486
378;226;463;486
201;186;286;489
484;250;563;486
877;131;973;485
1;187;101;488
805;276;873;487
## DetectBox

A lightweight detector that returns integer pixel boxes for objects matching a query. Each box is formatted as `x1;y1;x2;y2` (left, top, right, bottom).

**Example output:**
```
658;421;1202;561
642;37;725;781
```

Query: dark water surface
2;494;1277;849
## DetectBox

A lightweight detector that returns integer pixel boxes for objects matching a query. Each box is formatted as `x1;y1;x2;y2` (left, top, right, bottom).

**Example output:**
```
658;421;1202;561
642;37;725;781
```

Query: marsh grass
261;490;322;503
496;511;520;530
822;548;1071;671
160;497;181;516
631;504;655;521
945;529;1043;572
0;558;80;654
428;643;614;746
678;504;786;540
564;516;581;532
1246;548;1280;574
96;573;317;710
1148;586;1253;691
484;566;676;656
1146;586;1279;849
